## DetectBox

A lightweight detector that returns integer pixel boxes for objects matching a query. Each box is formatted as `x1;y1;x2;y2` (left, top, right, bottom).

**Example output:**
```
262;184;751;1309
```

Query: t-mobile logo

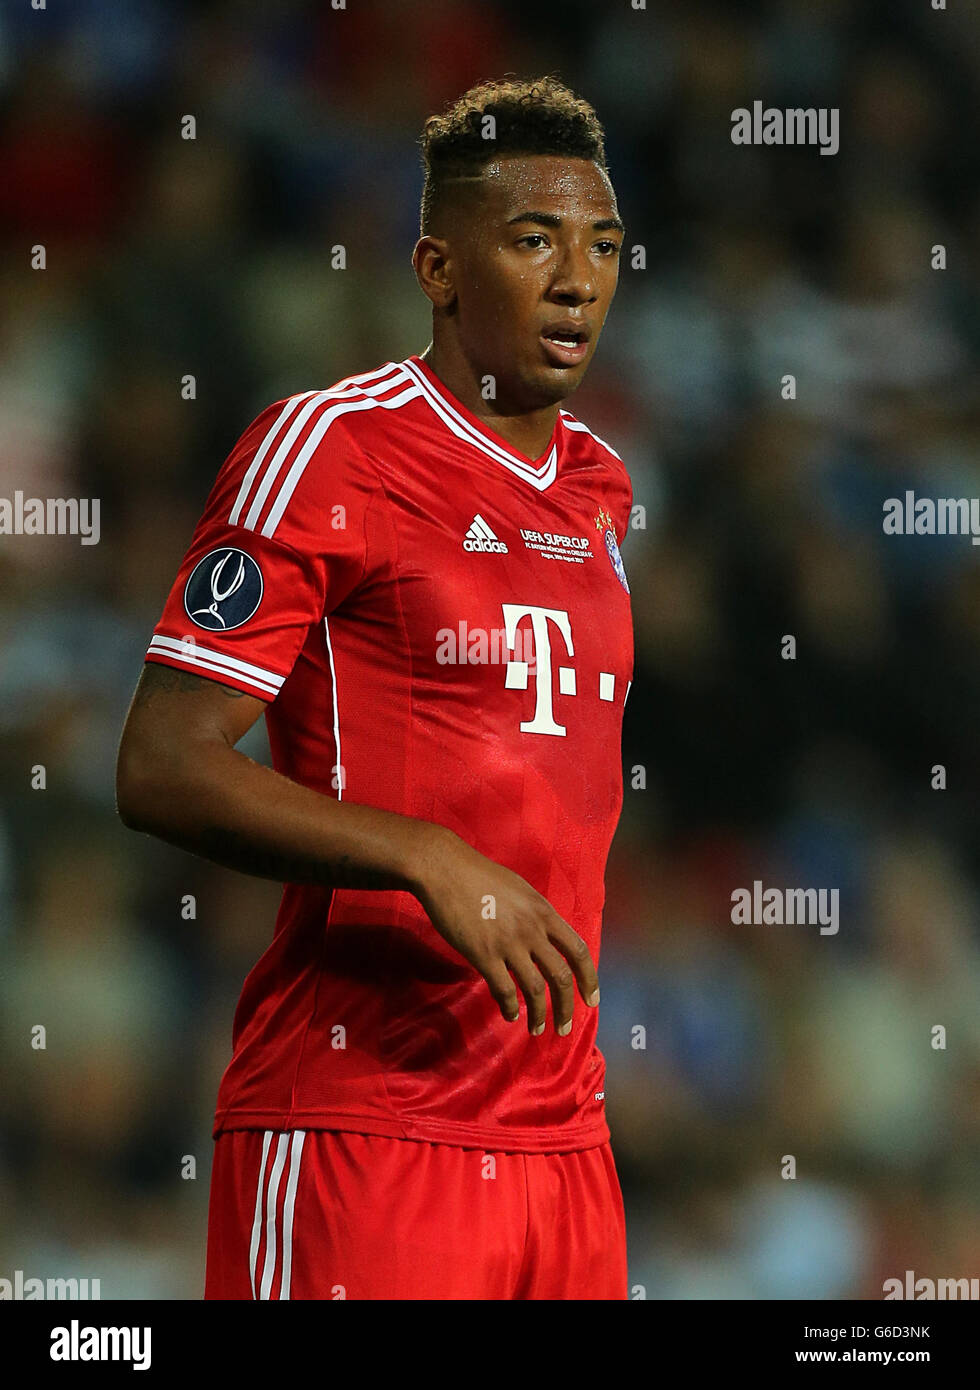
501;601;619;738
502;603;573;735
502;604;626;734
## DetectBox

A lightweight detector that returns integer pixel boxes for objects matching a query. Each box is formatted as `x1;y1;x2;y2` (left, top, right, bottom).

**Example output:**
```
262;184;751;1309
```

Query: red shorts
205;1128;628;1300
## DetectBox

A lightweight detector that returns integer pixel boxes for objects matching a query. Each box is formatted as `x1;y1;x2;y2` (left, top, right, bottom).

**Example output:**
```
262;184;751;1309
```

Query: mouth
539;323;591;367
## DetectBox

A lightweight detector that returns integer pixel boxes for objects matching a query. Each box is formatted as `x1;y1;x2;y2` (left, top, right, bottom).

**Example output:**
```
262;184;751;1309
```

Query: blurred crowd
1;0;978;1299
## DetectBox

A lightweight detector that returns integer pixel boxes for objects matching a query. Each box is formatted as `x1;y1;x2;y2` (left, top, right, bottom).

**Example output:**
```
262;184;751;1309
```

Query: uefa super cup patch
595;508;629;594
520;526;593;564
184;547;264;631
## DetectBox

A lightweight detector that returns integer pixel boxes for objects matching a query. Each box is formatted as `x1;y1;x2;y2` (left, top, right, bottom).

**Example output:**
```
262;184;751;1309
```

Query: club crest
595;508;629;594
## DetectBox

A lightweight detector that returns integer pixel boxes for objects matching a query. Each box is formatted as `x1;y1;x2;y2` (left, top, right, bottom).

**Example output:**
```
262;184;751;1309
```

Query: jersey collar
400;355;561;492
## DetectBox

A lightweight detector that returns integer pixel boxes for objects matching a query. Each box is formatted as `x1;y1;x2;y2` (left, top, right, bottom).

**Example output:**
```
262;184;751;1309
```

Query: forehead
475;155;617;217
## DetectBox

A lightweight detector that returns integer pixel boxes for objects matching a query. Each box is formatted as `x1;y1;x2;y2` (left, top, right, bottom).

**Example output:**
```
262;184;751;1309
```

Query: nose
547;242;597;306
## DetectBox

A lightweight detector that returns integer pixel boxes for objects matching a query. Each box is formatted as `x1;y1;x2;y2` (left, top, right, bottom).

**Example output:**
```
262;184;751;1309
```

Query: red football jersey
147;355;633;1153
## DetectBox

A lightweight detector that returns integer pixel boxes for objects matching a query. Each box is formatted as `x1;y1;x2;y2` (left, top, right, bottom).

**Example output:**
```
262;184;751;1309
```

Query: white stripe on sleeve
147;636;284;698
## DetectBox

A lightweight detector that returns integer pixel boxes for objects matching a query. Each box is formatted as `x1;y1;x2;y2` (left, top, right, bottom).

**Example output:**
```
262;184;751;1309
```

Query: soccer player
116;76;633;1300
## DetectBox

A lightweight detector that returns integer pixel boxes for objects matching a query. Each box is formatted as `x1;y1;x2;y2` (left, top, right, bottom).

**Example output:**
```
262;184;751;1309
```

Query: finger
548;919;599;1007
506;954;549;1035
530;942;577;1035
481;958;521;1023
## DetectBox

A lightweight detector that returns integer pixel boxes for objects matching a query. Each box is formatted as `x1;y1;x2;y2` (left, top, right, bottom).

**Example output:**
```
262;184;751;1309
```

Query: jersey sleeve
609;453;633;546
146;393;381;701
618;462;633;545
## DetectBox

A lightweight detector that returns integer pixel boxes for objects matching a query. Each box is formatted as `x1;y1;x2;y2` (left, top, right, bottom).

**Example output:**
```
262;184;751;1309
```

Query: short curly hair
419;76;608;236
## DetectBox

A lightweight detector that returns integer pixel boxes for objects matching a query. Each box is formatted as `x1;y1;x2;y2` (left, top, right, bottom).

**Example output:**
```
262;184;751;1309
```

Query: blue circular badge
183;548;263;631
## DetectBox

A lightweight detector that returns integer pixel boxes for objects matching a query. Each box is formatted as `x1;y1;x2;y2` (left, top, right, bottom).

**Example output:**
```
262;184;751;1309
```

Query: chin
519;363;588;409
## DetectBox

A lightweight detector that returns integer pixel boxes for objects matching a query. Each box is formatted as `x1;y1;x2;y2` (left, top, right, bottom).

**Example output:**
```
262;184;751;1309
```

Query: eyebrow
506;210;625;234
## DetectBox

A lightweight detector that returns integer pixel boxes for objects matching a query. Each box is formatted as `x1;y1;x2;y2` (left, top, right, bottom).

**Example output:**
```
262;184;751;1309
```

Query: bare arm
115;663;599;1034
116;662;439;891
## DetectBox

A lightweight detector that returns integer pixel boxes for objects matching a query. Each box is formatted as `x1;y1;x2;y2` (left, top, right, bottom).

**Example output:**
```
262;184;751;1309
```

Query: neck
419;337;559;460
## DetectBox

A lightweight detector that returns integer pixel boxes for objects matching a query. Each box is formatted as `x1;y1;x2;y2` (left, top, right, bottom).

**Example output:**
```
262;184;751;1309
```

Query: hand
412;826;599;1036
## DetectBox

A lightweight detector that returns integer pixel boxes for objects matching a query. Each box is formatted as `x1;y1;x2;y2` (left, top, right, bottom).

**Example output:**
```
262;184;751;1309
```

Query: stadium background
1;0;978;1299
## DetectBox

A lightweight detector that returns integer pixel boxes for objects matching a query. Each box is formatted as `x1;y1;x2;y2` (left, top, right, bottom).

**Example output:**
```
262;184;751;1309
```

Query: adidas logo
463;513;508;554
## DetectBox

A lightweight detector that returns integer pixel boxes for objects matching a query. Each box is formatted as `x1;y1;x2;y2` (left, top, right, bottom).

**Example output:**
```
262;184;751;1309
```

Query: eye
594;240;621;255
517;233;549;249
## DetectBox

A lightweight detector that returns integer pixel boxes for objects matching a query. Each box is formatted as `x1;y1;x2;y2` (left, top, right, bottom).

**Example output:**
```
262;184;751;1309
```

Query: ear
412;236;456;311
